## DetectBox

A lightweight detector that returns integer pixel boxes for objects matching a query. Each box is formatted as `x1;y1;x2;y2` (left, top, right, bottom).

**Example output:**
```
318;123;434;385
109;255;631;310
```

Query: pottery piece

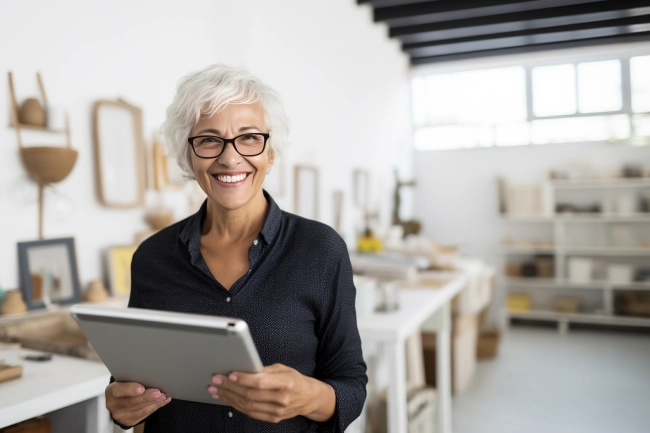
19;97;46;126
1;290;27;315
146;211;174;230
85;280;108;303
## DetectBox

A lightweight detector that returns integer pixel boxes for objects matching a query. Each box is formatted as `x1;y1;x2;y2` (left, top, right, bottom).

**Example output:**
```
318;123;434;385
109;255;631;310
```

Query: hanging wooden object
8;72;78;239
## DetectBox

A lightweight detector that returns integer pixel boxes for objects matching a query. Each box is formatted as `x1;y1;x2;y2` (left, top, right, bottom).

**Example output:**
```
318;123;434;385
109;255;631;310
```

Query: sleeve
313;234;368;433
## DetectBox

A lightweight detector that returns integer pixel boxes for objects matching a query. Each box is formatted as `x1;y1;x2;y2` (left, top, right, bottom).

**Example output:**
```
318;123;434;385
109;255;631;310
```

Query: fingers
108;382;146;398
106;382;171;427
216;386;288;420
220;364;290;390
113;397;171;427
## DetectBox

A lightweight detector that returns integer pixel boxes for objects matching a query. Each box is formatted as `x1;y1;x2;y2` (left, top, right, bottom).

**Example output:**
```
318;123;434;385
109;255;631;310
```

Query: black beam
375;0;537;21
410;31;650;65
404;14;650;57
390;0;650;38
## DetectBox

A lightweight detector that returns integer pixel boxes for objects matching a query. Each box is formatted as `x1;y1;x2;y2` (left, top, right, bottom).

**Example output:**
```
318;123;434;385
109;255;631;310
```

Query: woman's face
189;102;273;212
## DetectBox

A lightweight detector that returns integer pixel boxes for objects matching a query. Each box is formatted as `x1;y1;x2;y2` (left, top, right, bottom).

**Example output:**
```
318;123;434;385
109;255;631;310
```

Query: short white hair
161;64;290;178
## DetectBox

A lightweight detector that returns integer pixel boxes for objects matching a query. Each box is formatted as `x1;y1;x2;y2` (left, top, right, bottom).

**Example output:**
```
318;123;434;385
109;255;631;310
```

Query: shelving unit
501;177;650;332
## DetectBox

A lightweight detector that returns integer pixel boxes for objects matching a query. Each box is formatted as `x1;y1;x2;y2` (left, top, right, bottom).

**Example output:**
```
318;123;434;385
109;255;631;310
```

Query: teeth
217;173;247;183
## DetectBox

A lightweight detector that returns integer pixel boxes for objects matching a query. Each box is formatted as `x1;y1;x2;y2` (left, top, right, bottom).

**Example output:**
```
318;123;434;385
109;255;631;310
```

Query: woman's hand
208;363;336;424
105;381;171;427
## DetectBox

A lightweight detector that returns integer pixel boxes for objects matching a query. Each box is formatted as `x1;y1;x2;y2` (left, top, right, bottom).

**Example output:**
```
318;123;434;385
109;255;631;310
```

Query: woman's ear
266;147;275;174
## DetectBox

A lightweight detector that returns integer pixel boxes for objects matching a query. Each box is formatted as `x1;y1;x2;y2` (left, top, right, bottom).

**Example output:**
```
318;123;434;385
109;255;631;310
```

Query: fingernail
229;374;238;382
152;390;161;398
212;376;222;385
135;386;144;394
207;386;217;393
211;394;220;399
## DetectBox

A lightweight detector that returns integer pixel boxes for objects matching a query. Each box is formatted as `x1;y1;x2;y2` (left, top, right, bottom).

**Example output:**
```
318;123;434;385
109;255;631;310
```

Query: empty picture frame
17;238;81;310
294;165;319;220
353;169;369;210
93;99;145;208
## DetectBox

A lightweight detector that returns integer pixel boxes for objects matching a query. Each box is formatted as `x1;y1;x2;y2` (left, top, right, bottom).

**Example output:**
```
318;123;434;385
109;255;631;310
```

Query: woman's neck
202;190;268;243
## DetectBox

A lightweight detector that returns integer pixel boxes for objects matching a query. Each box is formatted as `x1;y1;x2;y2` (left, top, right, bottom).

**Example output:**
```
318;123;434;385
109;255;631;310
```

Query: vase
1;290;27;315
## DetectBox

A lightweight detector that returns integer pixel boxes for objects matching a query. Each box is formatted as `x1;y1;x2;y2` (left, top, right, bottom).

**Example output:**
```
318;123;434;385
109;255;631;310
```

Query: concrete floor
453;325;650;433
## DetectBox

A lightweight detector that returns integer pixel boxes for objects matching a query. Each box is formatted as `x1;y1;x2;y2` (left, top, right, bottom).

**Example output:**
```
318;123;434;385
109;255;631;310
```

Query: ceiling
358;0;650;65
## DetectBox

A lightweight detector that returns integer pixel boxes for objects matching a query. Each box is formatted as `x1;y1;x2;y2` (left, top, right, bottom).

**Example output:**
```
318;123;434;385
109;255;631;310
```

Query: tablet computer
71;304;263;405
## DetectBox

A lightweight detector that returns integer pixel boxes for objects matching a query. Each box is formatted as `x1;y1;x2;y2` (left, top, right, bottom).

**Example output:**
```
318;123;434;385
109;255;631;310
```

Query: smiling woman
104;65;367;433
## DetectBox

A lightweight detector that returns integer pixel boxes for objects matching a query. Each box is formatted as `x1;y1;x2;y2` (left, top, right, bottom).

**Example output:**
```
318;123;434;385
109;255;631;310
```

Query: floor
452;325;650;433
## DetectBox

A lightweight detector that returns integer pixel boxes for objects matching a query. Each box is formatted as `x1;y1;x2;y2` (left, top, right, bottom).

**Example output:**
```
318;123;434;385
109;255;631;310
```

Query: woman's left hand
208;363;335;424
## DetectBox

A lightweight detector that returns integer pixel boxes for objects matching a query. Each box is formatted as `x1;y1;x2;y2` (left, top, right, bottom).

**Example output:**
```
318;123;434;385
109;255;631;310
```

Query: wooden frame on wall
93;99;146;208
17;238;81;310
294;165;319;220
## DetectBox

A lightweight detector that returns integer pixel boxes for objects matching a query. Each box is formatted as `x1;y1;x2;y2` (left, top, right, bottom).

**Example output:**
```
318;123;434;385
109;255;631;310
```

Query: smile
213;173;249;183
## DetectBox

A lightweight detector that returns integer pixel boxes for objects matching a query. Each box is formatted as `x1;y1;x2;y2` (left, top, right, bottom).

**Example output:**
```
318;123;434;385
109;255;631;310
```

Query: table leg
436;304;452;433
386;342;408;433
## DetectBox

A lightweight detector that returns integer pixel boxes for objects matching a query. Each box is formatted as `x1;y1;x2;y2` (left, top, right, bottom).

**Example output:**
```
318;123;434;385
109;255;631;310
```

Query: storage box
552;297;581;314
477;330;500;359
422;312;479;395
568;258;594;283
607;264;634;284
507;293;531;312
1;417;51;433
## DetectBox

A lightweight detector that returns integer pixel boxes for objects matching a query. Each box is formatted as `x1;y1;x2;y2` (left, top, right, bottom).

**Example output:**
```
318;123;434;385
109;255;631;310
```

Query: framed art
353;169;369;210
17;237;81;310
107;245;138;296
294;165;319;220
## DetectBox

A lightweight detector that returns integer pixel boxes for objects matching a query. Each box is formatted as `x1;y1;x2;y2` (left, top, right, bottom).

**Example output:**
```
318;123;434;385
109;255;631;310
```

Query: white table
357;276;467;433
0;347;113;432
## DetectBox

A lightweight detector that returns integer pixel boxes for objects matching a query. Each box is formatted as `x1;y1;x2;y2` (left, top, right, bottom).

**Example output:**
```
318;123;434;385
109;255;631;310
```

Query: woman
105;65;367;432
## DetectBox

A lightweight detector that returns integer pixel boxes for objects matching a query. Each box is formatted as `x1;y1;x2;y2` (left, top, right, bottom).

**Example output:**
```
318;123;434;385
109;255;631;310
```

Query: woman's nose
217;141;242;165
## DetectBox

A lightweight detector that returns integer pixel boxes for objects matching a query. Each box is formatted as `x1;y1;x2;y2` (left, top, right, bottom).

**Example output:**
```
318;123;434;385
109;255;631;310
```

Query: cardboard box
477;330;500;359
1;417;51;433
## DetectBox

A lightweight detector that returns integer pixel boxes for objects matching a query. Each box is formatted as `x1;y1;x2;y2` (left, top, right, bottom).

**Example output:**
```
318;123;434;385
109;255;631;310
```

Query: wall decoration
17;238;81;310
353;169;369;211
8;72;77;239
294;165;319;220
333;190;344;234
107;245;138;296
93;99;145;208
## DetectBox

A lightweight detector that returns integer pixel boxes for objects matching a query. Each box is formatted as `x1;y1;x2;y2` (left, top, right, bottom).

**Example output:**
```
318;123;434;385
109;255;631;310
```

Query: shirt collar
179;189;282;248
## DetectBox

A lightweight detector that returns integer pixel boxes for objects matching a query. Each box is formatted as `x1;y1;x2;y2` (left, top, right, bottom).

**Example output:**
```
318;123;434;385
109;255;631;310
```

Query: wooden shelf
9;122;66;134
508;310;650;328
504;278;650;291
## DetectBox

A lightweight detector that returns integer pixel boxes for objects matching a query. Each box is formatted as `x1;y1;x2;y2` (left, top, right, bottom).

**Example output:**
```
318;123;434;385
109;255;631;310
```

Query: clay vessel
1;290;28;315
19;98;46;126
85;280;108;303
146;211;174;230
20;147;78;184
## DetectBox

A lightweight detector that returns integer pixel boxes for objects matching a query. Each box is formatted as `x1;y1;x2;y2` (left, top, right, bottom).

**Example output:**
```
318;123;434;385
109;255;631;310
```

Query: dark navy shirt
120;191;367;433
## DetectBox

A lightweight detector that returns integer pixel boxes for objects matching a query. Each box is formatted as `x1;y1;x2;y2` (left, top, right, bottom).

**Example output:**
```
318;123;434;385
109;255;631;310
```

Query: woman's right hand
105;381;171;427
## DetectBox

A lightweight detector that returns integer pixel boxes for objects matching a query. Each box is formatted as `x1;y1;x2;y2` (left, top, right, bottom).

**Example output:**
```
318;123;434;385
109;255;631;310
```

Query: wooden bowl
20;147;78;184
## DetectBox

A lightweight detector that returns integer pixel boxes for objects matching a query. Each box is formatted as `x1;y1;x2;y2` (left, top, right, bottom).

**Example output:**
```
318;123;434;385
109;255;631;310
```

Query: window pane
631;55;650;113
452;67;527;124
425;74;455;124
531;114;630;144
495;122;530;147
577;60;622;113
632;114;650;146
414;126;486;150
532;64;576;117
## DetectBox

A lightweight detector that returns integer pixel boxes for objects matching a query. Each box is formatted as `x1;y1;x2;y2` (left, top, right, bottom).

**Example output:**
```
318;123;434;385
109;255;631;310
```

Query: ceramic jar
19;98;46;126
0;290;27;315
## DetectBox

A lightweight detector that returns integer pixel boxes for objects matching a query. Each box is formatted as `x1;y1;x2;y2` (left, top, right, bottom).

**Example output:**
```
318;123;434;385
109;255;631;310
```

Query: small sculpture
1;290;28;315
85;280;108;303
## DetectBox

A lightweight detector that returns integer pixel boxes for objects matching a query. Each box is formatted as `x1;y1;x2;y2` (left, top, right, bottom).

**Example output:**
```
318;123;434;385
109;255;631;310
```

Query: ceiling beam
375;0;537;21
410;31;650;65
404;14;650;57
390;0;650;40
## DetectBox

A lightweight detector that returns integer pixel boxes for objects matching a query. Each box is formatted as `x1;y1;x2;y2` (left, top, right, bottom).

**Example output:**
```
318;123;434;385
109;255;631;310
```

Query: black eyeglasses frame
187;133;270;159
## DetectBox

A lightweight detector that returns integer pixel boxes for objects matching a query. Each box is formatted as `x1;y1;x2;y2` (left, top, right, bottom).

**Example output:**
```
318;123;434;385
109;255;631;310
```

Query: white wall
0;0;412;292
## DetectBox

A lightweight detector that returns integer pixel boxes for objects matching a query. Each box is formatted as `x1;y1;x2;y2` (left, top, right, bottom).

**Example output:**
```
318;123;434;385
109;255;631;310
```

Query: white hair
161;64;290;178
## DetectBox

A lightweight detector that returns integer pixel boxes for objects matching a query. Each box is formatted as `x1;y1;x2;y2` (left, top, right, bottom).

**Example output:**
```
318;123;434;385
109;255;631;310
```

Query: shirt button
226;297;231;303
253;239;258;246
228;411;233;418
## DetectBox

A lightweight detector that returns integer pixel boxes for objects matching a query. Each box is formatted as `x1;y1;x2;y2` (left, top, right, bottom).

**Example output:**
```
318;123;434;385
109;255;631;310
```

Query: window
413;53;650;150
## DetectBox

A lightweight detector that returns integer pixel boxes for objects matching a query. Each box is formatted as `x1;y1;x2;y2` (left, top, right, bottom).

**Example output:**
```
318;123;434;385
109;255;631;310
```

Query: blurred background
1;1;649;433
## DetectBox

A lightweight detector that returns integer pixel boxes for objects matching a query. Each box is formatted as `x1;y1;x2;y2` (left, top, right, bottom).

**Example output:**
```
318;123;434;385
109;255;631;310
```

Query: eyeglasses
187;133;270;158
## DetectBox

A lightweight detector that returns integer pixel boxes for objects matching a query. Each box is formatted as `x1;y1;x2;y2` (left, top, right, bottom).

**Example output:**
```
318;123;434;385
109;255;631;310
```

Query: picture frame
17;237;81;310
107;245;138;296
353;169;369;210
294;165;319;220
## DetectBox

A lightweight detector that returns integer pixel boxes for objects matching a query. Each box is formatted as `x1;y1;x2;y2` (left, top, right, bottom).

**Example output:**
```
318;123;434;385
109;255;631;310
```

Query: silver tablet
71;304;263;405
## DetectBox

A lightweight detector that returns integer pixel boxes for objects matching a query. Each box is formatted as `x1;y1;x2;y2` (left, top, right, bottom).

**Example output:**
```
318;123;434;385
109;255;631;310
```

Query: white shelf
551;178;650;189
504;278;650;291
508;310;650;328
502;246;555;254
502;213;650;223
563;246;650;256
